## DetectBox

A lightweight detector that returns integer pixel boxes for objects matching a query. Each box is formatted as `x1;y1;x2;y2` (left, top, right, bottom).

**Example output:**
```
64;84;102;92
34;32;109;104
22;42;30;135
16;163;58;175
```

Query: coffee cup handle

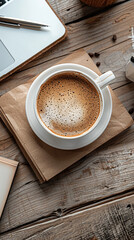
95;71;115;89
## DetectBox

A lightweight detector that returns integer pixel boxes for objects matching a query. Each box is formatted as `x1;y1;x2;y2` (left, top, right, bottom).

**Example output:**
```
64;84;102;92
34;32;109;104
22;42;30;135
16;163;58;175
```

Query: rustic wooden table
0;0;134;239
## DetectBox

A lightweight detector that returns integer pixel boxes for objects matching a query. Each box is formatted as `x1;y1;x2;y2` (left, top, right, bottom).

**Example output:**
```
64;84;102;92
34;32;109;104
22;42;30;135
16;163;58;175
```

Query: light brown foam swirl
37;72;100;137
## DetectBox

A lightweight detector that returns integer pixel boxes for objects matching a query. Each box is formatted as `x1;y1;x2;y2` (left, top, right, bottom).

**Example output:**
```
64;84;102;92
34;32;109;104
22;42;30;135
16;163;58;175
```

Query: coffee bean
96;62;101;67
95;52;100;58
89;52;94;58
128;108;134;114
130;56;134;63
112;34;117;42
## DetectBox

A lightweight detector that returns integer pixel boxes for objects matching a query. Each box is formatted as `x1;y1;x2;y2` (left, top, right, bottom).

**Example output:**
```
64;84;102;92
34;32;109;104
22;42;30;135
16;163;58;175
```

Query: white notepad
0;157;18;218
0;0;66;79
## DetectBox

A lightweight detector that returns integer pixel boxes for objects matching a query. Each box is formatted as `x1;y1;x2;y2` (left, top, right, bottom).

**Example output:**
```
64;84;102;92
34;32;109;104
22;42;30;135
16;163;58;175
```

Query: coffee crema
37;72;100;137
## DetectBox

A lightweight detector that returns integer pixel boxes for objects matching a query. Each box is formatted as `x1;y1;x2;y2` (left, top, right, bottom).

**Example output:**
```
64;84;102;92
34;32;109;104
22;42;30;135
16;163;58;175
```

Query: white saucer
26;69;112;150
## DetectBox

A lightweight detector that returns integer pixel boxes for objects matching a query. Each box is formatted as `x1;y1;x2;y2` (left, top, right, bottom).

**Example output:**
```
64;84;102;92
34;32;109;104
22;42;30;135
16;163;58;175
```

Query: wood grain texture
0;195;134;240
49;0;125;24
81;0;116;8
0;0;134;237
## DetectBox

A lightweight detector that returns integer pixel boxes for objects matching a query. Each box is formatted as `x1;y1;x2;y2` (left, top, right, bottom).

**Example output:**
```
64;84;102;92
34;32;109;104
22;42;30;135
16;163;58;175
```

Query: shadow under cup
34;70;104;139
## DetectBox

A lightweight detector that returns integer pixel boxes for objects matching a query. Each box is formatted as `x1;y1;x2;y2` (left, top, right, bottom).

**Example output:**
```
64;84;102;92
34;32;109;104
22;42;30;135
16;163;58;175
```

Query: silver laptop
0;0;66;80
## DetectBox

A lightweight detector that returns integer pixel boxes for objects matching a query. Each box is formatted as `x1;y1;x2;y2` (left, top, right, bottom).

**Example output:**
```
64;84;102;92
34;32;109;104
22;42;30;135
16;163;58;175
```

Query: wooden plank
49;0;94;24
49;0;126;24
0;0;133;94
114;82;134;119
0;194;134;240
0;121;25;164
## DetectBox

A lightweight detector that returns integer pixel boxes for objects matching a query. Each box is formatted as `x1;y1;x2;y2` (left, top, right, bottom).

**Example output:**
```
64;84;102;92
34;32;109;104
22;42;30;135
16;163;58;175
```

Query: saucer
26;66;112;150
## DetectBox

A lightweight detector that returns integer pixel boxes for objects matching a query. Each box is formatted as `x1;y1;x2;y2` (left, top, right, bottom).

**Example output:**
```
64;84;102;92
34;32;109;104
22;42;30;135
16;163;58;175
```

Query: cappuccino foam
37;72;100;137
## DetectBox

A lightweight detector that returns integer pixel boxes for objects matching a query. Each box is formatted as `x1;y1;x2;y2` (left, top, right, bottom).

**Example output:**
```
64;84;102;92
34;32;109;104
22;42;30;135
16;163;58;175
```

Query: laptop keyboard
0;0;10;7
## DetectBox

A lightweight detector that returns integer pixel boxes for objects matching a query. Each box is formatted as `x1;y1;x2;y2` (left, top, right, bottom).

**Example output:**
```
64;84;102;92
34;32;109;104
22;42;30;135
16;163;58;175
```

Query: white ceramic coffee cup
32;64;115;145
